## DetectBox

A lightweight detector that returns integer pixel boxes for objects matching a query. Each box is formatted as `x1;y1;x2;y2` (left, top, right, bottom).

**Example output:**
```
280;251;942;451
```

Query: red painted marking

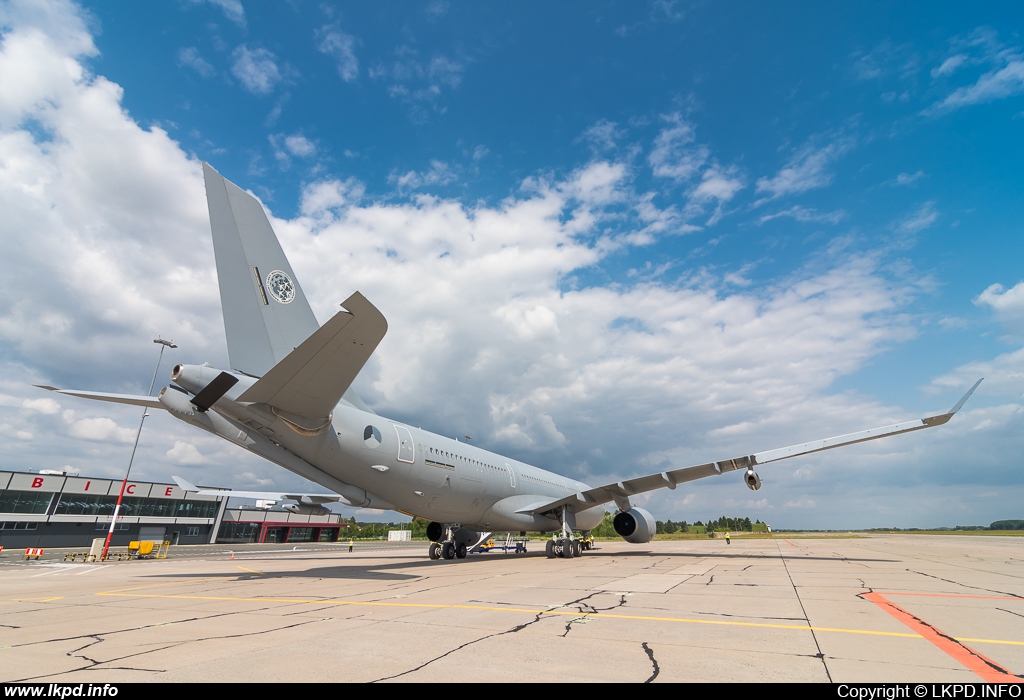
862;591;1021;683
31;477;43;488
84;481;91;491
784;540;796;547
164;486;173;496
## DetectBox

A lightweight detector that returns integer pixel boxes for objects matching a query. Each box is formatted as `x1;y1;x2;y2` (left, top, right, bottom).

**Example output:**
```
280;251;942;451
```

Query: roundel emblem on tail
266;270;296;304
364;425;382;447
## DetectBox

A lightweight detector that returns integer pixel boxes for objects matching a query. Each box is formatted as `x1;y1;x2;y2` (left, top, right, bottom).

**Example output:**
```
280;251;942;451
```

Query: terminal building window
218;522;260;544
288;527;314;542
0;521;38;530
0;490;53;514
53;494;219;519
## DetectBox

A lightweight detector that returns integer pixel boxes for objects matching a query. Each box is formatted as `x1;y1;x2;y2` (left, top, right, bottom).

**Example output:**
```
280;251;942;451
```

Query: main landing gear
545;506;590;559
426;522;467;560
545;535;588;558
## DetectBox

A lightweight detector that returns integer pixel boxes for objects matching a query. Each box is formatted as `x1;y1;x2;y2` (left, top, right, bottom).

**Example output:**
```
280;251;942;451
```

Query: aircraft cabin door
395;425;415;463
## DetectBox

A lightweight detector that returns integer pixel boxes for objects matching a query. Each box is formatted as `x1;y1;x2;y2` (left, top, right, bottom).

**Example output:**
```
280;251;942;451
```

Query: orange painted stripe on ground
861;591;1021;683
878;591;1024;601
784;540;796;546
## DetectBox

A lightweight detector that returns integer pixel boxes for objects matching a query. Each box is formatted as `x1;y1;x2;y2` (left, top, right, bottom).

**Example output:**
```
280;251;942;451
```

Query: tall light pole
101;338;176;560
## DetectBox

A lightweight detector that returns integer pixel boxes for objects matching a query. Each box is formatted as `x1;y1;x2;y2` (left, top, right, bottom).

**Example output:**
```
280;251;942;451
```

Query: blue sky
1;0;1022;529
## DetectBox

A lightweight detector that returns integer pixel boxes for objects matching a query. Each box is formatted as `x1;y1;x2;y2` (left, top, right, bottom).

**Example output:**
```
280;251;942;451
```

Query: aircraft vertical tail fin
202;162;320;377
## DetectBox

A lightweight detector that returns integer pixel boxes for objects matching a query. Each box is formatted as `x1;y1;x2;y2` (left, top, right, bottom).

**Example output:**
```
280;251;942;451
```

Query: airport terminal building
0;469;345;549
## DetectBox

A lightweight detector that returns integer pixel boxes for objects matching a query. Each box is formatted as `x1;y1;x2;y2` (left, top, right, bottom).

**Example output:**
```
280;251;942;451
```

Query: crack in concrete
371;612;547;682
12;634;169;681
778;541;833;683
642;642;660;683
282;605;338;616
705;574;714;586
571;590;616;612
907;569;1023;598
836;553;868;568
371;591;624;679
6;606;274;652
9;614;319;679
560;591;630;635
693;610;806;621
561;616;589;637
996;607;1024;619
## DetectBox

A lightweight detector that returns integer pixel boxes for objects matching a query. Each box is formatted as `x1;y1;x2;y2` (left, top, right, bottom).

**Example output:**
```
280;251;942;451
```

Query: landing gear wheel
442;542;456;560
545;540;556;558
428;542;441;560
572;540;581;557
455;542;467;559
562;538;574;559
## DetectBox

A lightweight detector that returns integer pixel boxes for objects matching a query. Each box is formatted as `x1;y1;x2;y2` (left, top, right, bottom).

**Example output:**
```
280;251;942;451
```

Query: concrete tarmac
1;535;1022;683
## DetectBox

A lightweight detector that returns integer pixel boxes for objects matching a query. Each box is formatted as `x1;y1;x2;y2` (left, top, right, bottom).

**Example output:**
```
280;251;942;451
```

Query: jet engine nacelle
744;469;762;491
426;521;444;542
282;503;330;517
171;363;224;395
613;507;657;544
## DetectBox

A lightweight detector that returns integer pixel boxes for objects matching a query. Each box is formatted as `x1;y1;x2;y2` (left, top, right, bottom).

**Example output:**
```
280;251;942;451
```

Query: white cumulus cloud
231;45;283;95
316;24;359;82
755;137;854;200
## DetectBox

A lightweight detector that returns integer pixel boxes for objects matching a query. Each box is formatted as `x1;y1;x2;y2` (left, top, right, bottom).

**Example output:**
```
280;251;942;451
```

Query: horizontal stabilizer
172;476;348;505
236;292;387;419
35;386;164;410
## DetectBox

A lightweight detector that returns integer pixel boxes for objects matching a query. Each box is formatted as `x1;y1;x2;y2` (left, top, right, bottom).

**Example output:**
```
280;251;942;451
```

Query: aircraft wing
528;379;983;516
35;386;165;410
172;476;345;505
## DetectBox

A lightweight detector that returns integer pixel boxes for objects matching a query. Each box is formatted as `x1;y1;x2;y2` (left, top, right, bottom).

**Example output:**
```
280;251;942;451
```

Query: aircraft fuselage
163;364;603;533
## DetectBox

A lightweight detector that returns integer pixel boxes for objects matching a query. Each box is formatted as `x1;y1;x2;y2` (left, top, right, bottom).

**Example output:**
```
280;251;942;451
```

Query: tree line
342;515;1023;539
342;514;770;539
589;512;769;537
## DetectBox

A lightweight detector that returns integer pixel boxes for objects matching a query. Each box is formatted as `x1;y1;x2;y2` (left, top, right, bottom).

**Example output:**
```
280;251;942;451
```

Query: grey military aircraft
42;163;982;560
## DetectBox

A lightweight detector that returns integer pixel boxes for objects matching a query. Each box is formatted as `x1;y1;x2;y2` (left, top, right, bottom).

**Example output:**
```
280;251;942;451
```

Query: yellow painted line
956;637;1024;647
92;589;1023;646
2;596;64;603
234;566;263;575
96;577;225;595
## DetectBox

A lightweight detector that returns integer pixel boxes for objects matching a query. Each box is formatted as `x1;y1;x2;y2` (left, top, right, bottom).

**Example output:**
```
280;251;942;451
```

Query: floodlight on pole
101;338;177;560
